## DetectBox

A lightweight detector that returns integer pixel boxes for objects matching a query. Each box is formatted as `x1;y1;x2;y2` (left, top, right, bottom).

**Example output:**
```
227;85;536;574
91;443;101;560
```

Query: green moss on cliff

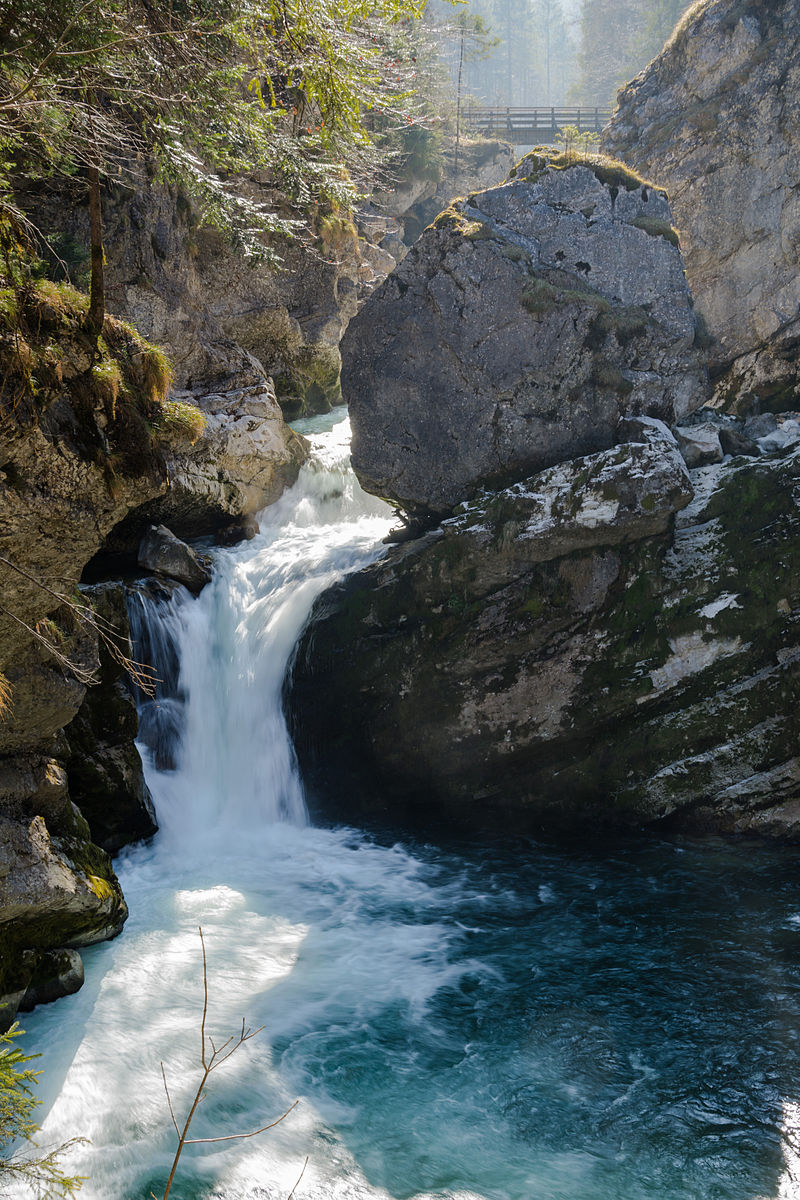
517;148;661;195
631;216;680;247
0;274;186;478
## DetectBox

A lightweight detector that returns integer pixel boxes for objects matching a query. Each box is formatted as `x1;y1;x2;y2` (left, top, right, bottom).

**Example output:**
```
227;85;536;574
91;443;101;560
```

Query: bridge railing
464;107;612;142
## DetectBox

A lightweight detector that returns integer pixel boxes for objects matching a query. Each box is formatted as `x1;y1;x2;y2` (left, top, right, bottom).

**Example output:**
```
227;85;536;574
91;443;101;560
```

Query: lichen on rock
290;430;800;840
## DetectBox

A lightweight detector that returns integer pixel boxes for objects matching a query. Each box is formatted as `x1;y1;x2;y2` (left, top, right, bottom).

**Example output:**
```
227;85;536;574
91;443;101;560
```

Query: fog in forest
432;0;694;110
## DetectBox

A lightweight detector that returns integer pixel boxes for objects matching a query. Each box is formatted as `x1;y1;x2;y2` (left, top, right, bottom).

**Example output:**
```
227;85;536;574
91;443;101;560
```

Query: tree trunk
454;29;464;178
86;165;105;340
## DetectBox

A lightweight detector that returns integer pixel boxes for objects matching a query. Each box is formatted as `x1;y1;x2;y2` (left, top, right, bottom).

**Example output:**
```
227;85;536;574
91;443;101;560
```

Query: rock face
0;780;128;1029
64;584;158;855
291;427;800;839
603;0;800;410
343;153;707;518
0;309;162;1028
24;177;359;418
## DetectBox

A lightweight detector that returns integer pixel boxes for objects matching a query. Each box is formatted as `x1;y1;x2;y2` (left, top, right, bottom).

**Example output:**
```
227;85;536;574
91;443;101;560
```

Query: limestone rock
603;0;800;410
24;177;363;419
344;154;706;518
718;426;758;458
290;441;800;839
138;525;212;593
0;810;127;1028
18;948;84;1011
440;435;692;592
674;423;723;468
98;377;308;552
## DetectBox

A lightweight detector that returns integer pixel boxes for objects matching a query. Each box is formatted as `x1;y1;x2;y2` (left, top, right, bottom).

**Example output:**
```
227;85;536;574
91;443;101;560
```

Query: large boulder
343;153;707;519
603;0;800;411
290;427;800;839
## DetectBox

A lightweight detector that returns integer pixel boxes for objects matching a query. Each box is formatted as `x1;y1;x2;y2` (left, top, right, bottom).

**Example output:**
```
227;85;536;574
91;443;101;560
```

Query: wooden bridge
464;106;612;145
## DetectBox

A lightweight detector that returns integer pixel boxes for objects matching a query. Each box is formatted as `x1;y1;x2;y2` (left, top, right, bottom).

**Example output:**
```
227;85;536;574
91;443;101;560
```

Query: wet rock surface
344;154;706;518
64;583;157;855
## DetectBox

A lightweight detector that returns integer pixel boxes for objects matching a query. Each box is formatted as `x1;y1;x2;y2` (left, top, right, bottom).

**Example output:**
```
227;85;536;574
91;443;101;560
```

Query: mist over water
13;414;800;1200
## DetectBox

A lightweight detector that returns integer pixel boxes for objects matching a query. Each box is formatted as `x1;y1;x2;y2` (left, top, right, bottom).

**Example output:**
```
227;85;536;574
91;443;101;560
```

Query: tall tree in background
434;0;577;106
574;0;692;108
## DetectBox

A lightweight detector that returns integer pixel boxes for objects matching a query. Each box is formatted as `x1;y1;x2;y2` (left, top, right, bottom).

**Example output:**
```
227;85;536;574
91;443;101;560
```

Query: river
13;413;800;1200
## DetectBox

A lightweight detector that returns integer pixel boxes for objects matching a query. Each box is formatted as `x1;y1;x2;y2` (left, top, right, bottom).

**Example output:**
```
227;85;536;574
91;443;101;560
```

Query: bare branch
0;553;159;697
288;1155;309;1200
158;928;299;1198
183;1100;299;1145
199;925;208;1071
160;1063;180;1139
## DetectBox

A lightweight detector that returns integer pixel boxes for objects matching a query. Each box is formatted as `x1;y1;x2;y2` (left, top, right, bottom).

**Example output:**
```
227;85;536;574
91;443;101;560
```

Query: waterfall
131;412;392;845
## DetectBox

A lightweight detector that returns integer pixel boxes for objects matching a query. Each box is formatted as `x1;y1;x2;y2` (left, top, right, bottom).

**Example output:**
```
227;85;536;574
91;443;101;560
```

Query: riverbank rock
0;798;127;1030
291;425;800;840
0;297;166;1026
343;152;707;519
603;0;800;411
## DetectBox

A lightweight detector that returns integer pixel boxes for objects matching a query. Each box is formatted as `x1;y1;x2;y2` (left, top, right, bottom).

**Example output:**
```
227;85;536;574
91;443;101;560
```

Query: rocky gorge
0;137;516;1028
3;0;800;1043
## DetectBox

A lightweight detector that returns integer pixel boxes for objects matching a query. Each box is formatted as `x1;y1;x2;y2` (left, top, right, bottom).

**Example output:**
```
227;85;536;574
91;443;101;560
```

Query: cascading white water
131;412;391;845
16;415;489;1200
12;414;800;1200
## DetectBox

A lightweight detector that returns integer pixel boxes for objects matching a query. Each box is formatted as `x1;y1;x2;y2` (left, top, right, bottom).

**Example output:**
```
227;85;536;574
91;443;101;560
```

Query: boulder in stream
343;152;707;518
138;524;212;593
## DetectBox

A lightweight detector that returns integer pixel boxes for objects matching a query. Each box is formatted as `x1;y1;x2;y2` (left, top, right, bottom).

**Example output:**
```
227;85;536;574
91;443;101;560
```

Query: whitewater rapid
12;413;800;1200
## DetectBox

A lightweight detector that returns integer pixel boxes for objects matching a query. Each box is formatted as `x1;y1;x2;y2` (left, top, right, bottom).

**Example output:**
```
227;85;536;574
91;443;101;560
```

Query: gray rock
743;414;779;440
344;153;707;517
616;415;678;447
290;444;800;840
755;416;800;456
18;948;84;1011
138;525;212;593
719;426;758;458
441;437;693;592
64;584;158;854
0;810;127;1028
674;423;724;468
603;0;800;411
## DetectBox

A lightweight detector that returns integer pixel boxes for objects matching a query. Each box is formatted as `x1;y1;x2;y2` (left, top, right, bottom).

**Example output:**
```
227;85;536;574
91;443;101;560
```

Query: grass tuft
155;399;206;444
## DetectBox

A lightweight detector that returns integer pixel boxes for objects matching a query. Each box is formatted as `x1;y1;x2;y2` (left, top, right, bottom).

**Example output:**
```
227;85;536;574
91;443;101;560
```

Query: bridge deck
465;107;612;144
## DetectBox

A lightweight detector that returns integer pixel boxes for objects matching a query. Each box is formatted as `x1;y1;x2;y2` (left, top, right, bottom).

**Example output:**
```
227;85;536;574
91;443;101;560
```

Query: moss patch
517;149;661;194
631;216;680;248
